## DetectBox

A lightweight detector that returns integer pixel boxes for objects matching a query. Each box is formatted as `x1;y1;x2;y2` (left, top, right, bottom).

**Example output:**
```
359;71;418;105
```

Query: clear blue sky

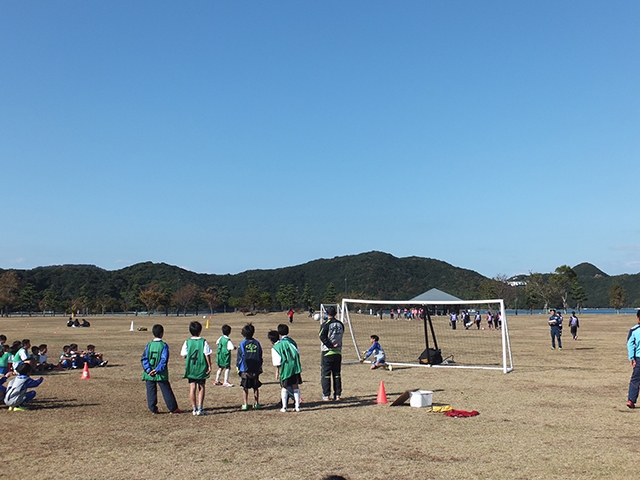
1;1;638;278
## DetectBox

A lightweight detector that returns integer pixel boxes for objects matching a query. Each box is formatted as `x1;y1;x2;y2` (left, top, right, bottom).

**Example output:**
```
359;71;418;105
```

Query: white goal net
340;298;514;373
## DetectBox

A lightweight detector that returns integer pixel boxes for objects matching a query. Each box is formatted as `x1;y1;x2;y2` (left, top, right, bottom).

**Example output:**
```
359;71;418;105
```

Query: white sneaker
388;364;393;372
196;409;207;416
295;406;300;412
192;409;198;416
222;382;234;387
280;407;287;413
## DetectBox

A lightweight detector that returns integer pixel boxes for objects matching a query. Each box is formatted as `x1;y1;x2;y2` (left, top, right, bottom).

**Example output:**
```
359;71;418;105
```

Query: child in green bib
181;321;212;416
141;324;181;414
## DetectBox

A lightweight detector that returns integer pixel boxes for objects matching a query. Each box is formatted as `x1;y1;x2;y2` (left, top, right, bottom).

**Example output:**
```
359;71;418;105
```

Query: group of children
0;336;45;411
448;311;502;330
142;320;303;415
59;344;108;369
0;335;110;411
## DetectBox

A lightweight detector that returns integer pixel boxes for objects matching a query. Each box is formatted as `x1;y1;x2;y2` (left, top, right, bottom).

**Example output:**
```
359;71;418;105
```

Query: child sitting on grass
59;345;73;369
69;344;83;369
11;340;31;371
4;363;43;411
36;344;59;370
84;345;108;367
361;335;392;371
0;339;11;375
236;323;263;410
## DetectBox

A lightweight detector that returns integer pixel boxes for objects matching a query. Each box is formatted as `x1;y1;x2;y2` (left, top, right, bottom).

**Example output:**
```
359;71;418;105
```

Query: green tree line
0;253;638;316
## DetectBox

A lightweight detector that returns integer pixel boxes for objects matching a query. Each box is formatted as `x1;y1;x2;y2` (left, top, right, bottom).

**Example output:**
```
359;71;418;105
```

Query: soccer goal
340;298;514;373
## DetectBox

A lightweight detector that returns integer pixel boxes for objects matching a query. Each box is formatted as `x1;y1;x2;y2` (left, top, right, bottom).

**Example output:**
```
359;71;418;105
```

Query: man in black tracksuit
319;306;344;401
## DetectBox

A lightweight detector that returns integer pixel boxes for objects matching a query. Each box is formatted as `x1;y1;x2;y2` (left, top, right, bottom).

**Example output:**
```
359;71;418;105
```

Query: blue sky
1;1;638;278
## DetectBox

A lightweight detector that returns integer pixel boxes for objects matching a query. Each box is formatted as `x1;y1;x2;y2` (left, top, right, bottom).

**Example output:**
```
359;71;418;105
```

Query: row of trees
0;263;634;317
0;269;345;316
478;265;631;314
475;265;588;313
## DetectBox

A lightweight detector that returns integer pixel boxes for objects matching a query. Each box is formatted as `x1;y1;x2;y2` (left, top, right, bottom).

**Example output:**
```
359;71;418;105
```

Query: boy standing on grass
236;323;263;410
268;329;302;412
181;321;212;416
214;324;235;387
276;324;299;408
142;324;182;414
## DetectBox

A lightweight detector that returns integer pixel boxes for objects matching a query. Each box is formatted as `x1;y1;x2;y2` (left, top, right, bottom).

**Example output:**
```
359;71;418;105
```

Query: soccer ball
482;327;485;330
313;313;321;321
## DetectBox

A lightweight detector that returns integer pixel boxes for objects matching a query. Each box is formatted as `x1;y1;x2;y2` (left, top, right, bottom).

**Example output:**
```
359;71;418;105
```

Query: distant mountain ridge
1;252;639;309
572;262;609;278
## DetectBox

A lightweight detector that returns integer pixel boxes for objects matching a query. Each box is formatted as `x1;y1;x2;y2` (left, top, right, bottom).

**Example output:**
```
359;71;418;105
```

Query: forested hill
33;252;486;301
573;262;640;307
1;253;639;313
222;251;486;301
0;252;486;313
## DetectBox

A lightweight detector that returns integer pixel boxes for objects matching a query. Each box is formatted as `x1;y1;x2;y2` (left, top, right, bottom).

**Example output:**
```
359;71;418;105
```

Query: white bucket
409;390;433;408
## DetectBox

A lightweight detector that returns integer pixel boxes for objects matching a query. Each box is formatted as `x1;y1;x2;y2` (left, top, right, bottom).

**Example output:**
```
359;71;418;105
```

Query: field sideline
1;312;637;479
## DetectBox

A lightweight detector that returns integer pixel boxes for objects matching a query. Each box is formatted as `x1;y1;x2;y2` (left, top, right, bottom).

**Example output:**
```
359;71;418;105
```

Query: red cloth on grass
444;409;479;418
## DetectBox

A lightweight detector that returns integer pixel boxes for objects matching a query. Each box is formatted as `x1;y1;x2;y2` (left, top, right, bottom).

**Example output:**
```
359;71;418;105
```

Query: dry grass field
1;311;638;479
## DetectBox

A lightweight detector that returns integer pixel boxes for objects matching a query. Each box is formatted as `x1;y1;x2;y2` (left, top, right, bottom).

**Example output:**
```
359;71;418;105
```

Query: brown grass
1;312;637;479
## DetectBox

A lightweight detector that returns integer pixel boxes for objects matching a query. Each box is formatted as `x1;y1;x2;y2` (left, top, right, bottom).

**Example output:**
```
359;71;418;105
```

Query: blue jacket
627;324;640;360
364;341;385;361
236;338;263;374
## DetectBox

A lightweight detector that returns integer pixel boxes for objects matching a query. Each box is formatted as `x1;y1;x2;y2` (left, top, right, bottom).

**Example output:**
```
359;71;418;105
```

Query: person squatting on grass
361;335;391;371
142;324;182;414
214;324;235;387
268;326;302;412
4;363;43;411
0;370;13;404
181;321;212;416
548;309;563;350
626;310;640;408
319;305;344;401
236;323;263;410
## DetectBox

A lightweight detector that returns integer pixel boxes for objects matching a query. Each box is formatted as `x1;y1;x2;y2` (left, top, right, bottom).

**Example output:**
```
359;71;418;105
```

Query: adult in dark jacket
319;306;344;401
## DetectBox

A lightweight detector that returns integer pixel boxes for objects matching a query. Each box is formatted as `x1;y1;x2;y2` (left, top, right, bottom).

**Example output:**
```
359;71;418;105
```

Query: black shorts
280;373;303;388
240;372;262;390
188;378;207;385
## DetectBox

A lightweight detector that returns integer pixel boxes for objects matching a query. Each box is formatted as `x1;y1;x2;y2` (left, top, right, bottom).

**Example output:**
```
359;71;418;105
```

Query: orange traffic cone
376;381;388;404
80;362;91;380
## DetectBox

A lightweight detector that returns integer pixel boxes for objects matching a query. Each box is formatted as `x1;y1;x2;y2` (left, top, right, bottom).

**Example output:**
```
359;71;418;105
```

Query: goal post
340;298;514;373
